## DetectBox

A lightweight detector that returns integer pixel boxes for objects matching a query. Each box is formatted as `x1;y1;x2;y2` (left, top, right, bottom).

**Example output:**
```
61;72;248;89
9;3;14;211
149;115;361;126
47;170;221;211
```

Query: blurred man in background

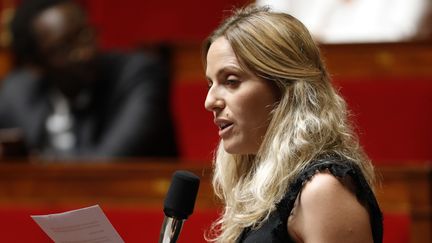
0;0;178;160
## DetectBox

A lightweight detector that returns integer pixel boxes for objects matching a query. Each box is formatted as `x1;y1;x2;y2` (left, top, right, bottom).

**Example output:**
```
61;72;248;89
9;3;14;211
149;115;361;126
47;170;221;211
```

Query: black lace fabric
238;157;383;243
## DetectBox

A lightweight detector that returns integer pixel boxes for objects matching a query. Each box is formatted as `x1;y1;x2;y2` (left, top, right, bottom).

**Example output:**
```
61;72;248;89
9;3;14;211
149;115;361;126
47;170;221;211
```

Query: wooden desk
0;160;430;243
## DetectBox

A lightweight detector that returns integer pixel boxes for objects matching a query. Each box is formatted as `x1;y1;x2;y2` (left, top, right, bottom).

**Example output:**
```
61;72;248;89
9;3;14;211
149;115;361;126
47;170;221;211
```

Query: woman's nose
204;87;225;112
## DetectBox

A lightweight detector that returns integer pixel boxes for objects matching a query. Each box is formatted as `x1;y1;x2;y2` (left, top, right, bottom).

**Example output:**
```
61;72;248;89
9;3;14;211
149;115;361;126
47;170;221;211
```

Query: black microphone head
163;170;200;220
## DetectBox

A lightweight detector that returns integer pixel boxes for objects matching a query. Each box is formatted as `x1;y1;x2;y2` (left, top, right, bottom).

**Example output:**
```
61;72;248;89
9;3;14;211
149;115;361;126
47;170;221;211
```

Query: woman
203;5;383;243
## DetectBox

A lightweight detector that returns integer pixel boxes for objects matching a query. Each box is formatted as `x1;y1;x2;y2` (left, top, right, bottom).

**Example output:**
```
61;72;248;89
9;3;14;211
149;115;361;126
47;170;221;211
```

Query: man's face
32;2;97;94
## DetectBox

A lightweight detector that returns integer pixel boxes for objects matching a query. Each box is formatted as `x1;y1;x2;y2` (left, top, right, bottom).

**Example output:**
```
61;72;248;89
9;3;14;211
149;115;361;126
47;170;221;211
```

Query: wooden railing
0;159;215;209
0;160;430;242
171;41;432;83
2;41;432;82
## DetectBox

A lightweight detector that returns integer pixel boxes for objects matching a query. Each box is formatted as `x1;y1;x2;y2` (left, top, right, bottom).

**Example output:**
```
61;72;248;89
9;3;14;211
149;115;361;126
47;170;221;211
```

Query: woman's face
205;37;279;155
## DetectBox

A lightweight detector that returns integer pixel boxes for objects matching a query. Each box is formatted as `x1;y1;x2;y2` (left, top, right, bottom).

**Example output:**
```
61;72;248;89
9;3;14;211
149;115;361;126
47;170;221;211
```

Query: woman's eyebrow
216;66;242;78
206;65;243;82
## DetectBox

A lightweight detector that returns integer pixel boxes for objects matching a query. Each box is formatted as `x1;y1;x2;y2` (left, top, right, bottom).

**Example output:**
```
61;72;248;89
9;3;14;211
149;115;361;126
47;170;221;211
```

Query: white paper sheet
31;205;124;243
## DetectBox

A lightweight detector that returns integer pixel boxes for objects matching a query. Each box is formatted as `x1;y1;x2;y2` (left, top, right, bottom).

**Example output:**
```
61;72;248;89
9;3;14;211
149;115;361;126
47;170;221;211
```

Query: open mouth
219;123;233;131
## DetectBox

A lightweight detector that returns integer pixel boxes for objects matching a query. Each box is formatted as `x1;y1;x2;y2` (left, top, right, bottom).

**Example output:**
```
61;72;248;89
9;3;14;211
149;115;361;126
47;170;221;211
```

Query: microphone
159;170;200;243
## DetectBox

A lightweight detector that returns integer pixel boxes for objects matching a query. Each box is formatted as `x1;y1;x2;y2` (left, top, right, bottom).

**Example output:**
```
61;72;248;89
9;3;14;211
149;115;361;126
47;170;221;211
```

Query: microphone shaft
159;217;184;243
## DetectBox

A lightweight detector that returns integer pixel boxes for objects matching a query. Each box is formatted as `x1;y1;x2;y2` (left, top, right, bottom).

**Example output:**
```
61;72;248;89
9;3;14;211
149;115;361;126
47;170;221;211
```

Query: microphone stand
159;217;185;243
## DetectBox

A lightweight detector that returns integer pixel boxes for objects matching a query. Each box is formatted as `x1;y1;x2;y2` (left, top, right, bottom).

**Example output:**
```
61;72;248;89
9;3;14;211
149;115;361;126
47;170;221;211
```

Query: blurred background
0;0;431;242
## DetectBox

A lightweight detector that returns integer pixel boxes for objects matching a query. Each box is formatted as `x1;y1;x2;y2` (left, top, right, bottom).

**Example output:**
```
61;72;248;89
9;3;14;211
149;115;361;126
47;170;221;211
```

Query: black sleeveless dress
237;158;383;243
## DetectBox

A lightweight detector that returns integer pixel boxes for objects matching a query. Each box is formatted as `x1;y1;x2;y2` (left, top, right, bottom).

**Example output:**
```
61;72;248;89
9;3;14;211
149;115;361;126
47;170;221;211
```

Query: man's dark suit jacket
0;51;178;159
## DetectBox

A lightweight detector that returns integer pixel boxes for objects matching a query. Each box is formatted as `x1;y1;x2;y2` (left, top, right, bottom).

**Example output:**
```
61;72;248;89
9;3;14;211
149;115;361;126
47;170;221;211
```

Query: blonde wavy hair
202;5;376;243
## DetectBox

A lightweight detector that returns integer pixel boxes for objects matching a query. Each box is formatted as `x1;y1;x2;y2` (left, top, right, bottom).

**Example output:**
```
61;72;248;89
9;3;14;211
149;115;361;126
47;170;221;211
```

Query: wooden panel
2;41;432;82
322;42;432;79
0;160;217;209
0;160;430;242
376;163;432;243
172;41;432;83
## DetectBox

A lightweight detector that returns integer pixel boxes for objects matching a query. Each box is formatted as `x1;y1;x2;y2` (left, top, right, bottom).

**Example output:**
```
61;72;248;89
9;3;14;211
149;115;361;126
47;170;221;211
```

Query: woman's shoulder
301;157;360;179
287;171;374;243
278;156;383;243
281;158;363;205
299;171;350;197
296;171;365;212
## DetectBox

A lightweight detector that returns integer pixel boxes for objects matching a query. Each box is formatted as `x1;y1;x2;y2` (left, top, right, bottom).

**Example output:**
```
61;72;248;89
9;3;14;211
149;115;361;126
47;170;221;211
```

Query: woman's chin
223;143;257;155
223;143;240;155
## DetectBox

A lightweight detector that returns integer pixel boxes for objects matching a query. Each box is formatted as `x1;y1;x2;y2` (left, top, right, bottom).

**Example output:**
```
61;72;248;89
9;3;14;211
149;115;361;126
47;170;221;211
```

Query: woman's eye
225;79;239;86
207;81;213;89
